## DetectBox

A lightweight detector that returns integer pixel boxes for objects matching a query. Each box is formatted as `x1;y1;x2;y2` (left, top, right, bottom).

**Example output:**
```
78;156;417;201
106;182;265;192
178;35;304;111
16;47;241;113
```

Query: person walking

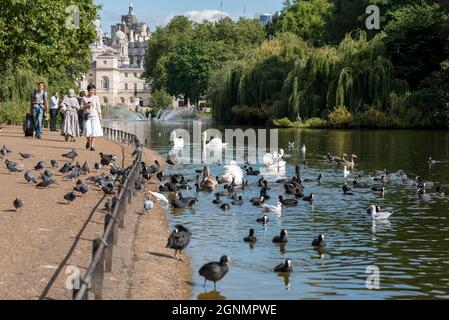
80;84;103;151
29;82;48;139
60;89;80;142
49;92;59;131
77;91;86;135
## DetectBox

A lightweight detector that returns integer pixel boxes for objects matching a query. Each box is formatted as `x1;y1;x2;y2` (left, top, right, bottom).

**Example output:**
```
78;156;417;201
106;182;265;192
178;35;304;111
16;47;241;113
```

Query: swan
148;191;169;205
260;202;282;213
343;166;350;178
367;205;393;220
170;132;184;148
221;160;243;185
263;150;286;172
202;132;228;149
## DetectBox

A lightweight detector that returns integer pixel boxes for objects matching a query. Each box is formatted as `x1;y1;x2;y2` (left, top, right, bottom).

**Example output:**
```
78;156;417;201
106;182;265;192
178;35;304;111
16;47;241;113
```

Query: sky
94;0;284;33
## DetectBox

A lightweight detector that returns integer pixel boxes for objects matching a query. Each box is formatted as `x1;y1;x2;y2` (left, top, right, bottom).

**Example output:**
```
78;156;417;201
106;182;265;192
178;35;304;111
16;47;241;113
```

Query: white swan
221;160;243;185
368;205;393;220
260;202;282;213
263;150;286;172
202;132;228;149
343;166;350;178
148;191;169;205
170;132;184;148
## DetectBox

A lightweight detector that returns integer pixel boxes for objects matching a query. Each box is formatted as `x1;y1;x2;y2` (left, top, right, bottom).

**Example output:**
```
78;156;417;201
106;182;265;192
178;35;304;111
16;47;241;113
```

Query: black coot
272;229;288;243
166;224;192;260
243;229;257;243
274;259;293;272
199;255;231;290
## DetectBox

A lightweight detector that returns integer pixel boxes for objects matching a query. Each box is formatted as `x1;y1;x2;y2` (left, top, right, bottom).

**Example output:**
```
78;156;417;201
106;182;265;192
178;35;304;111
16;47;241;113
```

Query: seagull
367;205;393;220
260;202;282;213
148;191;169;205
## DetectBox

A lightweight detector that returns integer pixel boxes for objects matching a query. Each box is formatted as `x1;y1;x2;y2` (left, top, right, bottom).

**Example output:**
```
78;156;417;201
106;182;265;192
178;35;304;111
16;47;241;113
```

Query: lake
106;119;449;300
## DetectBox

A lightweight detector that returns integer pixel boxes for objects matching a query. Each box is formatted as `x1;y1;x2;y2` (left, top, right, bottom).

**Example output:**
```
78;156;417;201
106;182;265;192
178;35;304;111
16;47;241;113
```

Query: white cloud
183;9;230;23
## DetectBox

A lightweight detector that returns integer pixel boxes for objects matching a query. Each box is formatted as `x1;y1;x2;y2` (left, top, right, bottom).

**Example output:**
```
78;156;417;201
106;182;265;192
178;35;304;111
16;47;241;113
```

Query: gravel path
0;126;191;300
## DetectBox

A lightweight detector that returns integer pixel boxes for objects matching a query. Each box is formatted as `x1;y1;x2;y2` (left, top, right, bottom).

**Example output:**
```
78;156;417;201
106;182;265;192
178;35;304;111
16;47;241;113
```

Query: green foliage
0;100;29;125
328;106;353;128
230;105;272;125
151;89;173;112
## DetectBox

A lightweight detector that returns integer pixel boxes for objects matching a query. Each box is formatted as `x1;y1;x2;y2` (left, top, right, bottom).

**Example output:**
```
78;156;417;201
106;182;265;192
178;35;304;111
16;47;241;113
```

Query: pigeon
43;169;54;178
24;170;37;183
94;162;101;172
101;181;115;195
74;182;89;194
63;169;80;180
62;149;78;161
104;196;118;213
59;163;73;174
81;161;90;175
64;192;77;204
131;145;142;157
36;179;57;188
144;197;154;213
13;196;23;212
5;159;22;172
2;145;12;154
51;160;58;168
19;152;33;159
34;161;46;170
100;153;116;166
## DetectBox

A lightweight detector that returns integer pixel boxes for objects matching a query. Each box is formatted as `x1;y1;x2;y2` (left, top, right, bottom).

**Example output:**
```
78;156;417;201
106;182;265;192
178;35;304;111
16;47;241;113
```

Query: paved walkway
0;126;191;300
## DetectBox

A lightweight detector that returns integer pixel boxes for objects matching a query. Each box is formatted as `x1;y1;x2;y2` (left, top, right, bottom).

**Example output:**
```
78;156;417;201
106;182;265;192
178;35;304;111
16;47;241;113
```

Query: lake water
106;119;449;300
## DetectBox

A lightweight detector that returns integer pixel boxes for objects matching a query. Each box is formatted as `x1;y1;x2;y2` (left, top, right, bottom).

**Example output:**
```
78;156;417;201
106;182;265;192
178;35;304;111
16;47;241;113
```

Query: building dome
114;30;126;40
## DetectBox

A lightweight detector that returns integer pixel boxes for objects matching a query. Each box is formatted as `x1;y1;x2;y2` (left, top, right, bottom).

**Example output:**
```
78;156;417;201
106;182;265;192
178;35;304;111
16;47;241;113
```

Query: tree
151;89;173;112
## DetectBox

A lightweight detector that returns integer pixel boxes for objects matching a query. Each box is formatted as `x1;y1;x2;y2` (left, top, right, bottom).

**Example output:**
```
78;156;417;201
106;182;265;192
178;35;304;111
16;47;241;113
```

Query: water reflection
276;272;292;290
197;290;226;300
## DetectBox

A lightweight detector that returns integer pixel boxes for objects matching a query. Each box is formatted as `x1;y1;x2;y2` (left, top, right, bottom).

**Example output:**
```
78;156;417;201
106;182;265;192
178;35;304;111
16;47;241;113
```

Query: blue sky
94;0;284;33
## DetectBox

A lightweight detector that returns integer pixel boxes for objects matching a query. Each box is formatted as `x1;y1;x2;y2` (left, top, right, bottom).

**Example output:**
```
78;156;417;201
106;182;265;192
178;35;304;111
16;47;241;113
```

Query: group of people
29;82;103;151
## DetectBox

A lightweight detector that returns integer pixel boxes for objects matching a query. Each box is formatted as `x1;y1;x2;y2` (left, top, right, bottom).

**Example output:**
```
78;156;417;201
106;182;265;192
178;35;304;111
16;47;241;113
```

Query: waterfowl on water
302;193;315;203
312;234;326;247
278;195;298;206
221;160;243;185
274;259;293;273
243;229;257;243
367;205;393;220
352;180;369;188
246;167;260;176
212;194;222;204
202;132;228;149
177;192;198;205
260;202;282;213
200;166;218;190
220;203;231;210
171;199;196;209
342;185;354;195
256;215;269;224
272;229;288;243
304;173;323;183
231;196;244;206
170;131;184;148
300;144;306;153
199;255;231;290
343;166;350;178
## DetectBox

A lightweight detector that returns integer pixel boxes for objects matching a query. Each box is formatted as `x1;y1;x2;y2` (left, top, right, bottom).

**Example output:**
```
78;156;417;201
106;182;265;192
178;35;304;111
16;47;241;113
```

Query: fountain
103;105;147;121
154;108;197;121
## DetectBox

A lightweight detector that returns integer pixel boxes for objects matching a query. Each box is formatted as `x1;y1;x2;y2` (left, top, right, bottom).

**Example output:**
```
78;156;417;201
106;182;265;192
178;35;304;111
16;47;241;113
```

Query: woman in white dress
80;84;103;151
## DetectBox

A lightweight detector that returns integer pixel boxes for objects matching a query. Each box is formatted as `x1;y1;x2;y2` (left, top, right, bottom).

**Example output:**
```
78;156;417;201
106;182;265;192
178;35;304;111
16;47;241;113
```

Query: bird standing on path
64;192;77;204
166;224;192;260
24;170;37;183
13;196;23;212
62;149;78;161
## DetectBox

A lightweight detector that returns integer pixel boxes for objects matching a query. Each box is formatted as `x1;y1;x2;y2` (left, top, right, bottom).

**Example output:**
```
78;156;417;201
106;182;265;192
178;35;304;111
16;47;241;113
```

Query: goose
243;229;257;243
312;234;326;247
199;255;231;290
343;166;350;178
221;160;243;185
260;202;282;213
170;131;184;148
256;215;269;224
202;131;228;149
272;229;288;243
200;166;218;190
274;259;293;273
367;205;393;220
342;154;358;167
278;195;298;206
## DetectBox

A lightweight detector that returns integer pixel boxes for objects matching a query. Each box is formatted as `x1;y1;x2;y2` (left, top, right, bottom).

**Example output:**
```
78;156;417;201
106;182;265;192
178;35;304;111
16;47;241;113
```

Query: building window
103;61;107;65
125;83;128;90
129;97;134;103
134;83;138;95
101;76;109;91
125;73;128;78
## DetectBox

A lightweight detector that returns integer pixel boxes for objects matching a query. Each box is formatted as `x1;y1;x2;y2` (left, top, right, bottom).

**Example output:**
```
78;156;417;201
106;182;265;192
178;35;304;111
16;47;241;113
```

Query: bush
0;100;29;125
328;106;352;128
231;105;272;125
273;117;293;127
352;107;396;128
303;117;329;128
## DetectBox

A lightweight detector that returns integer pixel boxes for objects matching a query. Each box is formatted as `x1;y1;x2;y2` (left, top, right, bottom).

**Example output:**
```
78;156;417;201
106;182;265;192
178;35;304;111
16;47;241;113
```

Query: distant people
77;90;86;134
80;84;103;151
49;92;59;131
60;89;80;142
29;82;48;139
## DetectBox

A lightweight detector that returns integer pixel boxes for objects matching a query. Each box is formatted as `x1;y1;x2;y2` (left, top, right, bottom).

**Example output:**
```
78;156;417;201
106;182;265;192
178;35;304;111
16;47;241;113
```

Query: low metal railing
73;127;142;300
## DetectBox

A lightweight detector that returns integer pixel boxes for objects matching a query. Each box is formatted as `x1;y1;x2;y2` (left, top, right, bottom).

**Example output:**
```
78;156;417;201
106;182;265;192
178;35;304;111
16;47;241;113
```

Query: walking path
0;126;191;300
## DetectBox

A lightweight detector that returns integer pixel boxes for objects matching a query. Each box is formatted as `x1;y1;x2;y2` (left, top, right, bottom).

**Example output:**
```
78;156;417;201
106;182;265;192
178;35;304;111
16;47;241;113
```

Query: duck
304;173;323;183
367;205;393;220
177;192;198;205
202;131;228;149
170;131;184;148
312;234;326;247
278;195;298;206
274;259;293;273
256;215;269;224
199;255;231;290
246;167;260;176
272;229;288;243
212;194;222;204
342;185;354;195
231;196;244;206
243;229;257;243
352;180;369;188
260;202;282;213
302;193;315;203
221;160;243;185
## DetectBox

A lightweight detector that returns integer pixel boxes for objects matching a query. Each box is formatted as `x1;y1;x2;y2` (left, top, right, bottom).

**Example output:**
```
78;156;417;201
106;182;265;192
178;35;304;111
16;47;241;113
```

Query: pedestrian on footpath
77;91;86;135
80;84;103;151
60;89;80;142
50;92;59;131
29;82;48;139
